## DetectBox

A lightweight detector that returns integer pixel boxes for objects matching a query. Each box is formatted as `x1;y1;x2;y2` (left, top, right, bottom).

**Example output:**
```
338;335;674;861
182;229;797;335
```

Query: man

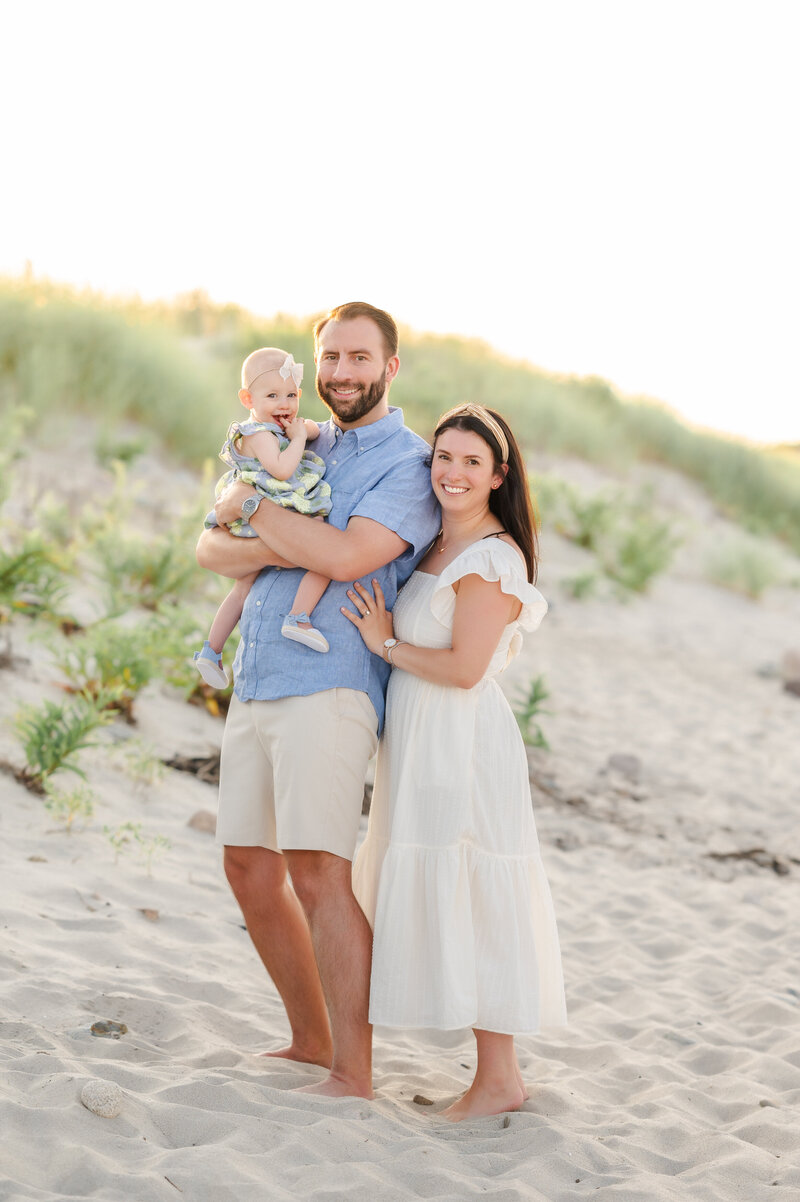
196;302;440;1099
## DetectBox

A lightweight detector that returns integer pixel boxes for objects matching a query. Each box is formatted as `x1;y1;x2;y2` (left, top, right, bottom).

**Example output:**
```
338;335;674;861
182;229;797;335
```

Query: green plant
0;404;33;507
513;675;551;749
705;534;785;599
94;428;150;465
14;690;116;789
534;475;680;596
43;779;96;830
115;739;165;788
104;821;171;874
50;620;155;718
0;532;70;620
562;571;600;600
598;508;681;595
87;527;205;615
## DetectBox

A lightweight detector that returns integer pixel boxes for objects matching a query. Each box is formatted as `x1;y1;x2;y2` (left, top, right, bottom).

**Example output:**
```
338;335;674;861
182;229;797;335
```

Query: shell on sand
80;1080;124;1119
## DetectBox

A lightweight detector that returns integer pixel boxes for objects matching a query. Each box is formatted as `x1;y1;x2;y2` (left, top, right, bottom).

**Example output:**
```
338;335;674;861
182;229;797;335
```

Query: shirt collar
330;406;406;450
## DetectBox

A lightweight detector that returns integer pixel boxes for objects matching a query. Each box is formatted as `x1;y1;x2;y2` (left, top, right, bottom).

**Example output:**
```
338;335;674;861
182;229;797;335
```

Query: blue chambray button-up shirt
232;407;440;732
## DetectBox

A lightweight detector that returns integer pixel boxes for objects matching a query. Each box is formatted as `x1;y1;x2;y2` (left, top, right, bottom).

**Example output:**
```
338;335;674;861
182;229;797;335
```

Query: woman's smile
432;428;503;509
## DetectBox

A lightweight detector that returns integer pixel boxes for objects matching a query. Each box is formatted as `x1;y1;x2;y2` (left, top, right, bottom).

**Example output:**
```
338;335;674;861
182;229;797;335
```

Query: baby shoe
281;612;329;653
193;641;230;688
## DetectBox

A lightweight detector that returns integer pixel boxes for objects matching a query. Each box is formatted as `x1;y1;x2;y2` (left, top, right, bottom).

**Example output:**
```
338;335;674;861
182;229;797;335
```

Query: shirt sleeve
350;449;440;558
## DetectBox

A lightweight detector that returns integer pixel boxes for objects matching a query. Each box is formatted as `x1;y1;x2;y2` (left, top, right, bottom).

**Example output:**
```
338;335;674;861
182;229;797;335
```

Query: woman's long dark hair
433;407;539;583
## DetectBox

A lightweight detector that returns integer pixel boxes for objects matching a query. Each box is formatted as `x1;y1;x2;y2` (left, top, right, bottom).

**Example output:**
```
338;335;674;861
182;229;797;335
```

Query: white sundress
353;538;567;1034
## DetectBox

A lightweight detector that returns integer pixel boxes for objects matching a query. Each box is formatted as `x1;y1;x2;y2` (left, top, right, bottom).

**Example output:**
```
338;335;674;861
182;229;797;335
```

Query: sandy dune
1;443;799;1200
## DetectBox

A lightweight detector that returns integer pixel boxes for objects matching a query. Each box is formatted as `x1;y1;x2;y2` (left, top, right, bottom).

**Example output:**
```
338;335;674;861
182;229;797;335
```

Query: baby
193;347;332;688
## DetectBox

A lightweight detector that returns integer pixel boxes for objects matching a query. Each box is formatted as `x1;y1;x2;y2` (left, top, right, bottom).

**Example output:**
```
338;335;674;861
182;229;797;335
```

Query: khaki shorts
216;689;378;861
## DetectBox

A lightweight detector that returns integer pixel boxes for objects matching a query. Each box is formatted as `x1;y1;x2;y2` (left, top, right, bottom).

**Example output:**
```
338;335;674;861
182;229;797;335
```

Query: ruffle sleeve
232;419;283;438
430;539;548;648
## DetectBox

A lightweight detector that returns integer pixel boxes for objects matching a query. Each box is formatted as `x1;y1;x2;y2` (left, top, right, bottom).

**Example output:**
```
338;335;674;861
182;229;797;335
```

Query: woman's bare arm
343;574;521;689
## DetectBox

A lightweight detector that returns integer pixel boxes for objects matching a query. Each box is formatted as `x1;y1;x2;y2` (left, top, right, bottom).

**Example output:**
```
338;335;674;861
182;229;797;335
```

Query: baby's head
239;347;304;425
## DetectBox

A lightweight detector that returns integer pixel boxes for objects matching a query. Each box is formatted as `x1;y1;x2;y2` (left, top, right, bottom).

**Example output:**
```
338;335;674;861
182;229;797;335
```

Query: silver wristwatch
241;494;262;521
383;638;400;663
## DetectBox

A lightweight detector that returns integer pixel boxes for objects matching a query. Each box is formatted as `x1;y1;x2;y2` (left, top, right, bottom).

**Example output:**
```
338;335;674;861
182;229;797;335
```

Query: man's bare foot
440;1081;525;1122
259;1041;333;1069
293;1074;374;1100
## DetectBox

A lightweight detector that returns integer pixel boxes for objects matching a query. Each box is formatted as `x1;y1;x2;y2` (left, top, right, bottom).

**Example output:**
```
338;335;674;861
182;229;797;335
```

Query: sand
1;443;799;1201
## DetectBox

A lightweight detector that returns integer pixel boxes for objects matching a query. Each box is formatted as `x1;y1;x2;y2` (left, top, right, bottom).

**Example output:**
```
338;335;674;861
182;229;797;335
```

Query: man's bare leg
284;849;374;1099
224;845;333;1067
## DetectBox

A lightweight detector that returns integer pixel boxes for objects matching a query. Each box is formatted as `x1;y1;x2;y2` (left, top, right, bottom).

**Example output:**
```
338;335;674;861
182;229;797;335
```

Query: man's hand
215;480;256;528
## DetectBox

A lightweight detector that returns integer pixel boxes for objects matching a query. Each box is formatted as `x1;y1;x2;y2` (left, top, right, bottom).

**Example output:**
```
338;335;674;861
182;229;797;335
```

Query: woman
343;403;566;1121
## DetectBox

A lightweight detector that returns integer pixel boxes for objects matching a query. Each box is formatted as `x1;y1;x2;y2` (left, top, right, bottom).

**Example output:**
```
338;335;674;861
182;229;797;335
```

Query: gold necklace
437;527;506;553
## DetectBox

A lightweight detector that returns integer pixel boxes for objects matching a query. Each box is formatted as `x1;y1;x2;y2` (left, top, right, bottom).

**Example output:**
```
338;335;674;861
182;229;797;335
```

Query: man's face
315;317;396;424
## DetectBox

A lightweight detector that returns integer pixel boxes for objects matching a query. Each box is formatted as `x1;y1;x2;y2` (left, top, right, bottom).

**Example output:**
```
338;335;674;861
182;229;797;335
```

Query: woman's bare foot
260;1040;333;1068
515;1061;530;1101
440;1080;525;1122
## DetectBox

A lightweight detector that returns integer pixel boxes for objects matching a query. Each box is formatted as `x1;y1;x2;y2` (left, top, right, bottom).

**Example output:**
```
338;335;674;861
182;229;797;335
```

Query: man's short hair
313;302;399;360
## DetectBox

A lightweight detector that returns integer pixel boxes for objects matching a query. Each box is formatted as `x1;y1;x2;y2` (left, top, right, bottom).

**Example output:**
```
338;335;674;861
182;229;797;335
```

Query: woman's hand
341;579;394;657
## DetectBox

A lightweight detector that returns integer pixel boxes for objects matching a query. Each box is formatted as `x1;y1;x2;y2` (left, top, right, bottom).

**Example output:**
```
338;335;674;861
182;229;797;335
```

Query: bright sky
3;1;797;444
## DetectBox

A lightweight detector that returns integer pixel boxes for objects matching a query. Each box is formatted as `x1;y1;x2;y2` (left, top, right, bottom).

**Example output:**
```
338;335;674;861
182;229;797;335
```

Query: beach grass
2;275;799;551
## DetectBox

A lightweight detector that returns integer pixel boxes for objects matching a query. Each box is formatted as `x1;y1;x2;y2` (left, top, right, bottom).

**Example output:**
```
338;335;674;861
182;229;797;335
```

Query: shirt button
331;460;337;465
256;600;261;606
249;642;254;647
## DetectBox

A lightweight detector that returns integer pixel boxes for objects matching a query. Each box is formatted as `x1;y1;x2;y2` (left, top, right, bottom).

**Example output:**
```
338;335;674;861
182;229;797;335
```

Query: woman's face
431;427;504;515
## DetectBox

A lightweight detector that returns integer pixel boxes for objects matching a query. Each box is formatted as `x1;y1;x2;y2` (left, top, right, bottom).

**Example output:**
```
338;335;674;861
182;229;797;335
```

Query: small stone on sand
80;1079;123;1119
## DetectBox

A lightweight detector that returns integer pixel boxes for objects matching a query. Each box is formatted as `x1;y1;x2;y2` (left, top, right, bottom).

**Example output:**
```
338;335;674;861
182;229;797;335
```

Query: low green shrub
49;620;155;718
104;821;171;874
533;474;680;596
43;779;96;830
0;532;70;620
15;690;116;789
513;675;551;749
705;534;785;599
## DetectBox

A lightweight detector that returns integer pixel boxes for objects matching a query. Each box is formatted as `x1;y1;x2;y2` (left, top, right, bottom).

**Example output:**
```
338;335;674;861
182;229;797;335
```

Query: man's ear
385;355;400;384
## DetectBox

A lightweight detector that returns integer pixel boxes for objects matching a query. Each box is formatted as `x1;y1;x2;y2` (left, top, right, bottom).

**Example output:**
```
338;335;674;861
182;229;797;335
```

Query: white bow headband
248;353;304;390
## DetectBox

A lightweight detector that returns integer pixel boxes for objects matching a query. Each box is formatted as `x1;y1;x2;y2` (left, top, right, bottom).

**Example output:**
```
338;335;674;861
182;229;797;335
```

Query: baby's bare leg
288;571;331;625
208;571;258;654
287;515;330;629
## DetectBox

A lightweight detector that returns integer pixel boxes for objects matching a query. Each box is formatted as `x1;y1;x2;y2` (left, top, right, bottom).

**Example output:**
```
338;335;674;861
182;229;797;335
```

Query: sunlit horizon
3;1;797;446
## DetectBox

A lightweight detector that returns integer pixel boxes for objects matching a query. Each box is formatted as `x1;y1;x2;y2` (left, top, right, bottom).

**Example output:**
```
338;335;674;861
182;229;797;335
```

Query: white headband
436;403;510;463
248;353;304;390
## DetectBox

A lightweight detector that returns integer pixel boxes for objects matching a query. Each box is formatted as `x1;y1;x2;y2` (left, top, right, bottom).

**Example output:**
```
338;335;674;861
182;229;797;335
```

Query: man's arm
196;525;296;579
213;480;409;582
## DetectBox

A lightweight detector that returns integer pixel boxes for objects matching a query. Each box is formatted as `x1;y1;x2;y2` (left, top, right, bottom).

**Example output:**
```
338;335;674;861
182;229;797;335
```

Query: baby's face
244;371;301;425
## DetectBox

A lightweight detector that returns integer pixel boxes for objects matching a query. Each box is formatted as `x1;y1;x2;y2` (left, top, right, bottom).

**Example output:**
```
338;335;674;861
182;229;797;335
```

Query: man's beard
316;373;386;423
